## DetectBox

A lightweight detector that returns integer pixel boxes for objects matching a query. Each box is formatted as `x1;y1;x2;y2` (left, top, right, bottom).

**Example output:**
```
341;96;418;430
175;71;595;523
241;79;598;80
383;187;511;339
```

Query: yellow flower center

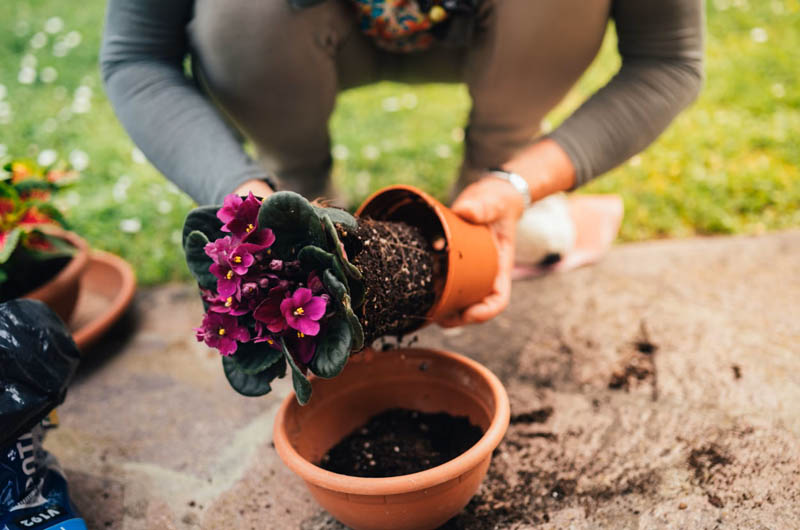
267;249;271;255
233;256;242;263
224;297;233;307
294;307;305;316
226;270;233;280
218;328;226;336
246;223;255;233
297;331;305;338
267;338;274;345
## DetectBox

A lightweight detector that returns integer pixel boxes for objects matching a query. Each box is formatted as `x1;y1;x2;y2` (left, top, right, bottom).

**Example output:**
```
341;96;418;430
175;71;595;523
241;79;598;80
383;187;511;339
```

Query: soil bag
0;300;80;445
0;300;86;530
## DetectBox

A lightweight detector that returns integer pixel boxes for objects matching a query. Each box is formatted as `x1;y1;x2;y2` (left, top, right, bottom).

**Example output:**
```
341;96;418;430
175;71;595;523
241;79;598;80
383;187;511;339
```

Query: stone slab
45;230;800;529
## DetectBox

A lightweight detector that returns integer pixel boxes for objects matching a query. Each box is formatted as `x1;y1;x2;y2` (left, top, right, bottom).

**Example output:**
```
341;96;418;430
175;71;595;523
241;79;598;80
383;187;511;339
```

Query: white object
515;193;575;265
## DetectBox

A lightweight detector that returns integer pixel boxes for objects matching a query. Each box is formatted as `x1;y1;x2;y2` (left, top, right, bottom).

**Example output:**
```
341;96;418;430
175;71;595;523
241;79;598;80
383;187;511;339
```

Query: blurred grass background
1;0;798;284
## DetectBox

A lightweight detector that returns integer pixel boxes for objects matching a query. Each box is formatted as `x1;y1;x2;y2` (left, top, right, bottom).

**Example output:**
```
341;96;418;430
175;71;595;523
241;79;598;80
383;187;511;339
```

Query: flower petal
304;296;327;320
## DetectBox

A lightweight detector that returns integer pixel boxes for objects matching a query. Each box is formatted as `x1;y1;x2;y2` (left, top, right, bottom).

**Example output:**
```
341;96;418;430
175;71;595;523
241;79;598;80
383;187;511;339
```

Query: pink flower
280;288;327;337
195;312;250;356
253;285;290;334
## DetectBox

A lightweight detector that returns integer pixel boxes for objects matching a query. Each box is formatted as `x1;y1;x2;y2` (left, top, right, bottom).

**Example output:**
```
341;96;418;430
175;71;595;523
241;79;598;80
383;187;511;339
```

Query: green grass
1;0;798;284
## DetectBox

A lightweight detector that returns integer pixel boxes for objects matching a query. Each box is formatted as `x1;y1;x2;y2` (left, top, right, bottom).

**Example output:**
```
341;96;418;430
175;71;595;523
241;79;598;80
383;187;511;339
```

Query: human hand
438;176;527;327
233;179;274;199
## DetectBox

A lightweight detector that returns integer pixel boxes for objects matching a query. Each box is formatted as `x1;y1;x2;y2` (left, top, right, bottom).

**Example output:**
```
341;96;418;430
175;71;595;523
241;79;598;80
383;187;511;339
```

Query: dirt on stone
341;219;439;345
318;408;483;478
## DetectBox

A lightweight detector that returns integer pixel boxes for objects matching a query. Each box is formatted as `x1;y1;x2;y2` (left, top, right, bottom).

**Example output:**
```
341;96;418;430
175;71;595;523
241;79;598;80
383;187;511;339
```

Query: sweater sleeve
547;0;705;187
100;0;272;206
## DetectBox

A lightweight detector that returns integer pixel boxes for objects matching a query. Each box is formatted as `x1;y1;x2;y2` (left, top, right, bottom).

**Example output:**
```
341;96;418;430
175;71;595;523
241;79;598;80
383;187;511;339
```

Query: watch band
487;169;531;209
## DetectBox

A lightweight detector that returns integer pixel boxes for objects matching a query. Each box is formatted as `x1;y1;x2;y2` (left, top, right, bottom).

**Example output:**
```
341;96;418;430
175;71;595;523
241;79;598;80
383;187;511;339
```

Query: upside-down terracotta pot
24;230;90;324
273;347;510;530
356;185;498;323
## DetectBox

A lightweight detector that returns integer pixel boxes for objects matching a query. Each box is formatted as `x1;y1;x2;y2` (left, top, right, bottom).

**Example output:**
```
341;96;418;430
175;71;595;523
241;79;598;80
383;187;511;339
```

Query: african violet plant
184;191;378;405
0;159;77;302
185;190;440;404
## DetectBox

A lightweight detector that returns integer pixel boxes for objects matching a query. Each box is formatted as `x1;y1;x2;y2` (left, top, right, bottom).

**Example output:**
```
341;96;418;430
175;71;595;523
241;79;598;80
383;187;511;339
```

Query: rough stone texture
46;231;800;529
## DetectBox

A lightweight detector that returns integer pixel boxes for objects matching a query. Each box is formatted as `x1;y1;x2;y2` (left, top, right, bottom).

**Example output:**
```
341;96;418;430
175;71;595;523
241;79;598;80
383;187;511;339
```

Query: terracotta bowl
273;347;510;530
25;230;90;324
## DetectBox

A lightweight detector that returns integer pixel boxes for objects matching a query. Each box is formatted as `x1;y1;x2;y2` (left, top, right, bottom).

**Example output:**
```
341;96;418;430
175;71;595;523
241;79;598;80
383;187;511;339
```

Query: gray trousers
190;0;610;198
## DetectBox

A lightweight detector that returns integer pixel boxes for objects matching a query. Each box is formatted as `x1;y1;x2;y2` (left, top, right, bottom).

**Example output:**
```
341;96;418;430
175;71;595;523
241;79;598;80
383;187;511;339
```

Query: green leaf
231;341;284;375
0;228;22;264
30;203;69;230
322;268;347;301
182;206;224;248
257;192;325;258
222;355;286;397
280;338;313;405
312;205;357;230
348;274;365;309
322;269;365;351
344;306;365;351
184;230;216;291
322;215;362;280
14;179;56;195
0;268;7;284
298;245;336;271
310;316;352;378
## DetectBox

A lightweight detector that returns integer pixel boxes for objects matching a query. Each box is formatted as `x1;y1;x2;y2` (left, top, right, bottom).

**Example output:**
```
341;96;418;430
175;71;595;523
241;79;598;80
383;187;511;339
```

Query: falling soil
340;219;440;345
318;408;483;478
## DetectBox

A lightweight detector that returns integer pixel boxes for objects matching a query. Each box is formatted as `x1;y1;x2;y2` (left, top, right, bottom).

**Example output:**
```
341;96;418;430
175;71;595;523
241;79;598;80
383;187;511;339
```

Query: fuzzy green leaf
322;269;365;351
344;306;365;351
184;230;216;291
310;317;351;379
312;205;357;230
322;268;347;301
257;192;325;258
298;245;336;270
182;206;224;247
222;355;286;397
231;341;284;375
0;228;22;264
280;338;313;405
322;215;362;280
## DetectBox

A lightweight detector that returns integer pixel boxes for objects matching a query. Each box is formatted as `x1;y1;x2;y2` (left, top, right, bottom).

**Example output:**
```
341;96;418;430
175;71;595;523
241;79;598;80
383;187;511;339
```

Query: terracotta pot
356;185;498;323
24;230;90;324
273;347;510;530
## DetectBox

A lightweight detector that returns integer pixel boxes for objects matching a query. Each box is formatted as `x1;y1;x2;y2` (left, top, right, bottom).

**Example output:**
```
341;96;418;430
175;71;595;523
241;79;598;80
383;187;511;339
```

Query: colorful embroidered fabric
349;0;440;53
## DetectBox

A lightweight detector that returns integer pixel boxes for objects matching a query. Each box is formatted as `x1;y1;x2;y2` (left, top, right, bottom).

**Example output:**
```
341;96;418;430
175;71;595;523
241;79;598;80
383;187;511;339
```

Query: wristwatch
487;168;531;209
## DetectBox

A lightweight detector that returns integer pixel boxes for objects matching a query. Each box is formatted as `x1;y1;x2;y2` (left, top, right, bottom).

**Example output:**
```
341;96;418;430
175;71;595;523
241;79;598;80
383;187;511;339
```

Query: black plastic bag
0;300;80;446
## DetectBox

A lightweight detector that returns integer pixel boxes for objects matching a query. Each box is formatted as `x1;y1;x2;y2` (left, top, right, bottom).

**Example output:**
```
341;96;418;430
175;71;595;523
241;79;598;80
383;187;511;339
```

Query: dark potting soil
318;408;484;478
340;219;439;344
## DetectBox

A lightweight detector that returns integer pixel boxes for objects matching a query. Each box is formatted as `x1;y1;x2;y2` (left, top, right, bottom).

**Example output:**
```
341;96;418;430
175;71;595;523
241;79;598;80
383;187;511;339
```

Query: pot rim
25;228;90;300
273;347;510;496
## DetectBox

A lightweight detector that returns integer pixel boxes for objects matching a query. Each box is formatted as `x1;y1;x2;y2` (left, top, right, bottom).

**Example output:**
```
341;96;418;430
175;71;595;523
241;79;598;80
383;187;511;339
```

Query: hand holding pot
443;177;526;326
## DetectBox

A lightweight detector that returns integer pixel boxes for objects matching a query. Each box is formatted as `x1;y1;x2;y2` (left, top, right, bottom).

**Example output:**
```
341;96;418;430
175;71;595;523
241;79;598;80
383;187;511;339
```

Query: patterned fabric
349;0;439;52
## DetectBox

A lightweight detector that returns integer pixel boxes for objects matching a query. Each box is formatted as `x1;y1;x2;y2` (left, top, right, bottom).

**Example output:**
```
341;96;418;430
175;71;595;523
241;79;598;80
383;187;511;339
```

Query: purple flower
307;271;324;294
217;192;260;238
286;331;316;365
280;288;327;336
253;325;282;349
228;245;255;275
204;236;235;264
253;285;290;333
209;262;240;298
207;291;249;316
195;312;250;356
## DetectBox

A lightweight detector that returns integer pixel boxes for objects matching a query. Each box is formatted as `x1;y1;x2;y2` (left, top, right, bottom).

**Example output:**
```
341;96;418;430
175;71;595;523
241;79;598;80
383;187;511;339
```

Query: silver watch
487;169;531;209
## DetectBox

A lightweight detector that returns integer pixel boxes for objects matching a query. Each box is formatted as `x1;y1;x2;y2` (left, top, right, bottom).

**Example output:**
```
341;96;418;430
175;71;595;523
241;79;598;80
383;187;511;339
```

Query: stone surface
45;231;800;529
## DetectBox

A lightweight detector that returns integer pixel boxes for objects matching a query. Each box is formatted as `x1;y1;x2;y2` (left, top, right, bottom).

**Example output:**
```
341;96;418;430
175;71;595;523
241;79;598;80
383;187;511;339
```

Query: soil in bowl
318;408;484;478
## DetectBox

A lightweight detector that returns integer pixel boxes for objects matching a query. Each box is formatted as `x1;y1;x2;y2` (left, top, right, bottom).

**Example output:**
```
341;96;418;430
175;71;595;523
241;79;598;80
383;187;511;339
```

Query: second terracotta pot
273;347;510;530
356;185;498;323
24;230;90;324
